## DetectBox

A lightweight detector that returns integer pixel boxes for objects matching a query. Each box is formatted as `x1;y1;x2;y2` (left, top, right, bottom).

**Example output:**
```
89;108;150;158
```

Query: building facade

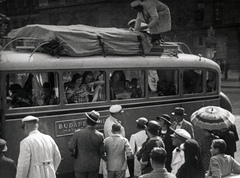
2;0;240;70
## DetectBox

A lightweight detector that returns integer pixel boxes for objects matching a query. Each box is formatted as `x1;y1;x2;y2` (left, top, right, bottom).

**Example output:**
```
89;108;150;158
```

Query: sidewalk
221;70;240;88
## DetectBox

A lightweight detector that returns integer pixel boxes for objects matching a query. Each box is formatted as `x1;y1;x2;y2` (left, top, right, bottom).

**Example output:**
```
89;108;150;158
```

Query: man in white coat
16;115;61;178
170;129;191;175
129;117;148;177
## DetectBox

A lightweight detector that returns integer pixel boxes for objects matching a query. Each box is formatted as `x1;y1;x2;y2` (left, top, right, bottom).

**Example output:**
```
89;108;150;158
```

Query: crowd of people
0;105;240;178
67;105;240;178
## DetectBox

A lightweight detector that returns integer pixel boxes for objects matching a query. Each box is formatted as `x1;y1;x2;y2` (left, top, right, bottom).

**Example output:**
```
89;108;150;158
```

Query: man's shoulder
139;171;176;178
183;119;193;126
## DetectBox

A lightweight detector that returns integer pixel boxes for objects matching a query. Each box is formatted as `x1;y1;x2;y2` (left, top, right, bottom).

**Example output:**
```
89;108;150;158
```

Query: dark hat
172;107;187;116
22;115;39;123
147;120;160;135
85;110;100;123
109;105;124;114
157;114;172;125
136;117;148;128
171;129;191;140
0;139;7;152
185;139;199;148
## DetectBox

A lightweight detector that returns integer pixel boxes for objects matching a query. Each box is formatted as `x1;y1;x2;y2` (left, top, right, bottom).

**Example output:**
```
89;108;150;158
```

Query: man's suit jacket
171;119;194;139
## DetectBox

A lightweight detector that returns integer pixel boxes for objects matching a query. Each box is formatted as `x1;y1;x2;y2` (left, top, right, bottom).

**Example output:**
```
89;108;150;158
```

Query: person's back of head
112;124;121;134
150;147;167;165
212;139;227;154
183;139;203;171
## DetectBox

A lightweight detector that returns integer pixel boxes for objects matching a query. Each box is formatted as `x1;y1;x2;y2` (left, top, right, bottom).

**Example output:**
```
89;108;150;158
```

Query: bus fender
220;92;232;113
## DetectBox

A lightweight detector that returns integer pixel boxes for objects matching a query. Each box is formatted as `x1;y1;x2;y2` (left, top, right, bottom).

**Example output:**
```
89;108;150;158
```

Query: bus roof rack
148;42;179;57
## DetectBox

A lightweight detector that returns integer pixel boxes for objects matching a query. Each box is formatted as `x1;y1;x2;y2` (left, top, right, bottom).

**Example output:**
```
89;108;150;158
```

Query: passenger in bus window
148;70;159;96
157;79;176;96
9;83;31;108
206;72;216;93
65;73;89;103
82;71;105;102
42;82;58;105
183;70;202;94
131;78;142;98
110;71;128;100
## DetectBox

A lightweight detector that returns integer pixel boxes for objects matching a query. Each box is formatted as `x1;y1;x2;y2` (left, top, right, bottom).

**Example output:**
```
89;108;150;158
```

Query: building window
195;2;205;21
214;0;223;22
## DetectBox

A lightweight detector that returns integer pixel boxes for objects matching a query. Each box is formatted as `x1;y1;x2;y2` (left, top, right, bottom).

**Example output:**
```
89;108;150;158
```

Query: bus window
110;70;145;100
206;71;217;92
63;71;106;104
148;69;178;97
6;72;59;108
183;69;203;94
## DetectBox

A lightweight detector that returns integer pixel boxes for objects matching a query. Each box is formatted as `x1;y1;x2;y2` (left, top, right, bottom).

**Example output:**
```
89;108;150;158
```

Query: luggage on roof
8;24;152;57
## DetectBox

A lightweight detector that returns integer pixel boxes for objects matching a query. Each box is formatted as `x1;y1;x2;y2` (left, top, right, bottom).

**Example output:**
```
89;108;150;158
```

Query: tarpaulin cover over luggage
8;24;152;56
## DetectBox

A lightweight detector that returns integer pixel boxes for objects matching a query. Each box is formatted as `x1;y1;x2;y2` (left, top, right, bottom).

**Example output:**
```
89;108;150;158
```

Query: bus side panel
4;96;220;177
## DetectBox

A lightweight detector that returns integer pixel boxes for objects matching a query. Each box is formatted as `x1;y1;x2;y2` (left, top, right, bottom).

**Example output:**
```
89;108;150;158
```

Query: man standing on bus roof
130;0;171;44
16;115;61;178
171;107;195;139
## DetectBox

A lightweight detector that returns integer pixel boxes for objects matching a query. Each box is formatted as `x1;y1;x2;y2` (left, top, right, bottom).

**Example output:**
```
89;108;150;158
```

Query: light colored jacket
171;146;185;175
135;0;171;34
104;115;125;137
207;154;240;178
104;134;133;171
129;130;148;176
139;168;176;178
16;130;61;178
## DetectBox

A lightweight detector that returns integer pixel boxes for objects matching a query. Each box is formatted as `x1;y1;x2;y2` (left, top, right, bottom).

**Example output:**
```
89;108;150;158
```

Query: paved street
221;71;240;163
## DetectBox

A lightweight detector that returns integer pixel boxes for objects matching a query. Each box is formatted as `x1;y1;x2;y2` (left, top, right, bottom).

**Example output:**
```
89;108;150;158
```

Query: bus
0;38;230;177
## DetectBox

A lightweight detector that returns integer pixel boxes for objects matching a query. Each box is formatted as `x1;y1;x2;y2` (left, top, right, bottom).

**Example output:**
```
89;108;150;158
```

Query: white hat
85;110;100;123
171;129;191;140
22;115;39;123
131;0;142;8
109;105;124;114
136;117;148;127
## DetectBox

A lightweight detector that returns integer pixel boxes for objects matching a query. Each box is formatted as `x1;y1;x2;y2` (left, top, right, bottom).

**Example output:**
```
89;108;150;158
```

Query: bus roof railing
1;37;182;58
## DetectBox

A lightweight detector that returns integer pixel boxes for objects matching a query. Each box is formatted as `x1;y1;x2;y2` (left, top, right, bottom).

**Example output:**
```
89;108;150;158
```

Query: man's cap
146;120;160;135
156;114;172;125
131;0;142;8
85;110;100;123
172;107;187;116
171;129;191;140
0;139;7;152
22;115;39;123
136;117;148;127
109;105;124;114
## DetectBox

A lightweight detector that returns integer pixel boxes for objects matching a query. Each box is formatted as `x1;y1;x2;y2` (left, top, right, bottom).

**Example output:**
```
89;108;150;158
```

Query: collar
29;130;39;135
177;120;183;126
111;133;122;137
151;168;167;173
110;115;121;124
149;136;160;141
